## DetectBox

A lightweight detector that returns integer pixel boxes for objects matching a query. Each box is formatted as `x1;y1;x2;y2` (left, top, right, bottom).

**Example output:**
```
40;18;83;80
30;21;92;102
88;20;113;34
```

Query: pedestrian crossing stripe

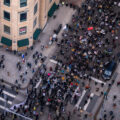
75;90;86;109
0;97;12;105
0;104;6;110
35;78;42;88
91;77;106;85
72;86;79;102
0;105;33;120
50;59;58;64
83;93;94;111
3;91;16;98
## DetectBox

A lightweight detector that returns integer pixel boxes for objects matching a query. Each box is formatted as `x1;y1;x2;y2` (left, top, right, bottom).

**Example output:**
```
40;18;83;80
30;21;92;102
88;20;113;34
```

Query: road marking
71;87;79;102
83;93;94;111
50;59;58;64
0;97;12;105
3;91;16;98
0;105;33;120
0;105;6;110
75;90;86;109
35;78;42;88
91;77;106;85
50;59;61;66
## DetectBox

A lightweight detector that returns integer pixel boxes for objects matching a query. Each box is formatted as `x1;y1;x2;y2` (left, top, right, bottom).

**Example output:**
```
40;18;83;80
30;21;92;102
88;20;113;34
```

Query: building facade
0;0;59;51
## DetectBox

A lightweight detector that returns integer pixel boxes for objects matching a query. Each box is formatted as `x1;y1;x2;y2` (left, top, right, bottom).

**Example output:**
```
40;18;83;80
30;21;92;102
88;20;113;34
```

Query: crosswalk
83;93;94;111
35;78;42;88
3;91;16;98
0;85;17;112
71;86;80;102
0;97;12;105
91;77;106;85
75;90;86;109
50;59;58;64
75;89;98;113
49;59;61;66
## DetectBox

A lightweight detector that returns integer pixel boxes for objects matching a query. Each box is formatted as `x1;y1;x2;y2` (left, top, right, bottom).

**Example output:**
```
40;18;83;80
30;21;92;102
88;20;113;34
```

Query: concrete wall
0;0;59;51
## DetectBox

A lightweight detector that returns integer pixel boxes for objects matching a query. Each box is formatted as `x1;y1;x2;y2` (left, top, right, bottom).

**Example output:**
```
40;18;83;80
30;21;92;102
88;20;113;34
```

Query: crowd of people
0;55;5;69
0;0;120;120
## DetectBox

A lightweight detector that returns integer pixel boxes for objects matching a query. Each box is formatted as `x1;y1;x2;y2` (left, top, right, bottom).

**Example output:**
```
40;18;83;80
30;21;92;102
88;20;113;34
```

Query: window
4;25;10;34
4;11;10;21
4;0;10;6
20;12;27;22
19;26;27;35
33;17;37;28
34;3;38;15
20;0;27;7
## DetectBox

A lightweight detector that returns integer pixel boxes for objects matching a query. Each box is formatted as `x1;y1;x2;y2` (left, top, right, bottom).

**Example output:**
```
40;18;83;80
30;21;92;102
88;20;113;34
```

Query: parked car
102;61;116;80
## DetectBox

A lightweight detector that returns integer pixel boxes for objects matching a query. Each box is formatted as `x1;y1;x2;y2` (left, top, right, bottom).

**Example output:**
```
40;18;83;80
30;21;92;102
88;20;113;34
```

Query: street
0;0;120;120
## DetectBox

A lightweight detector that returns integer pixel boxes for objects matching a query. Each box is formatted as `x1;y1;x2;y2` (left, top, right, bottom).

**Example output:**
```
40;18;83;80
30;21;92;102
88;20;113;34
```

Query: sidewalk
0;5;76;89
97;63;120;120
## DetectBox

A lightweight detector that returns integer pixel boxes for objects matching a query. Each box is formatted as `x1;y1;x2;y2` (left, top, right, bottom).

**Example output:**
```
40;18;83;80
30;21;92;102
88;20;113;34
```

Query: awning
33;28;41;40
17;38;29;47
48;3;58;17
1;36;12;46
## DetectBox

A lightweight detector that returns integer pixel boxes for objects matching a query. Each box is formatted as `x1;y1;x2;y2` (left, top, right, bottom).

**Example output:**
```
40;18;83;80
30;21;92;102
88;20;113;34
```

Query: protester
1;0;120;119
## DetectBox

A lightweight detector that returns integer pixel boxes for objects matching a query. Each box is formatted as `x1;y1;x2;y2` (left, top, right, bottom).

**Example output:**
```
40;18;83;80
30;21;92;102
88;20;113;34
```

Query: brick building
0;0;59;51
